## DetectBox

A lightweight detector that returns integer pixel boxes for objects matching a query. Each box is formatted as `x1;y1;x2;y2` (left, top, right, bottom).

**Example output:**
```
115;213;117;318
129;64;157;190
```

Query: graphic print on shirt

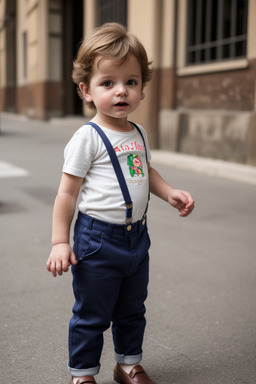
127;154;144;178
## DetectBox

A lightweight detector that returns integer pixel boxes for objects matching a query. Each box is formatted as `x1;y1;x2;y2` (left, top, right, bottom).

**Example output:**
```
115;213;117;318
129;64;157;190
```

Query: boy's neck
92;115;133;132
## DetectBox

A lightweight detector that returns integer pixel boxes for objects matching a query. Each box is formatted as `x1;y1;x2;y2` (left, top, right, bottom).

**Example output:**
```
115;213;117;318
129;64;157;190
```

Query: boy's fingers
50;261;57;277
70;252;78;265
187;199;195;208
46;259;51;271
61;258;70;272
62;264;69;273
55;260;62;275
183;193;193;205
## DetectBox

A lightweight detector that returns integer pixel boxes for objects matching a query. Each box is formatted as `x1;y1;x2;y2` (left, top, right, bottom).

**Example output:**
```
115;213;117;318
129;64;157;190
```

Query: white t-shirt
63;123;151;224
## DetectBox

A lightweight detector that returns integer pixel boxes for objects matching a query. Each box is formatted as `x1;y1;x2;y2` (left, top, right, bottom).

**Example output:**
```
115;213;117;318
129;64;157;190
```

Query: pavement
0;112;256;384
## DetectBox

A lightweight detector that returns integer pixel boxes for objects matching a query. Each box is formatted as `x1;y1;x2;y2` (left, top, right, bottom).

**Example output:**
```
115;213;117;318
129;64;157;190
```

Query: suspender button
142;219;146;226
126;225;132;231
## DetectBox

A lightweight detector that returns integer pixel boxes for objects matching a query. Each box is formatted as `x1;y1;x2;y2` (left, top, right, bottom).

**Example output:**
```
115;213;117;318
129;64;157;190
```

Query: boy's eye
102;80;113;88
127;79;137;86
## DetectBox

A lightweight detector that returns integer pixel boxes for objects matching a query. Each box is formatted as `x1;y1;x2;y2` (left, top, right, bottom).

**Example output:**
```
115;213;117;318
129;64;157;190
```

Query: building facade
0;0;255;164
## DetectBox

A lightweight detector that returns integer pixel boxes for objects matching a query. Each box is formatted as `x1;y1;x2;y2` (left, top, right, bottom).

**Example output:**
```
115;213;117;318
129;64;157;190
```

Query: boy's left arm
148;163;195;217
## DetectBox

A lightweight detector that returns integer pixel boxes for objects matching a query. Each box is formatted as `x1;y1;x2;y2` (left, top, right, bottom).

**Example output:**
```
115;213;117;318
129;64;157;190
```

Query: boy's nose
116;85;127;96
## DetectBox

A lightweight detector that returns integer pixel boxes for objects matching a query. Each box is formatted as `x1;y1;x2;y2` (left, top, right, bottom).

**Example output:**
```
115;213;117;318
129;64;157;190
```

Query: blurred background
0;0;255;164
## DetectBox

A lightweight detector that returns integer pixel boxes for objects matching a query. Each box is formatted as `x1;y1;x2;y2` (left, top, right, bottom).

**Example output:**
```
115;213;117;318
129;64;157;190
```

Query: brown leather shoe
69;376;97;384
114;363;155;383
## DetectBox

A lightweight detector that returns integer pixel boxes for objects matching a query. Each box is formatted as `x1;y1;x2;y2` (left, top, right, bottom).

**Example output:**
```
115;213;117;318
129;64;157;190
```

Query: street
0;113;256;384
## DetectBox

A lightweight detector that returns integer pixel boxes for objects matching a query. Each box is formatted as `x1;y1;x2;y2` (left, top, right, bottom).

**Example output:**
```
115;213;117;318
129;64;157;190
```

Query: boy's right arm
46;173;83;277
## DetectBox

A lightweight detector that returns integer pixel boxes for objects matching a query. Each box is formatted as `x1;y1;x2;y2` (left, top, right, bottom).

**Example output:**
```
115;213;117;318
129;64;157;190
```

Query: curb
151;150;256;185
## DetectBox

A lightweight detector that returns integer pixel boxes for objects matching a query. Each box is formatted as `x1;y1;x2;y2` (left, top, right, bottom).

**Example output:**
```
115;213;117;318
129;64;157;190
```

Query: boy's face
79;53;144;125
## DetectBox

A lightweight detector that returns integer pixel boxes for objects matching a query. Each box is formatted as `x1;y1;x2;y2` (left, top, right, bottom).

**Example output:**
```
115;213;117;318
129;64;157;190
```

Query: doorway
63;0;83;115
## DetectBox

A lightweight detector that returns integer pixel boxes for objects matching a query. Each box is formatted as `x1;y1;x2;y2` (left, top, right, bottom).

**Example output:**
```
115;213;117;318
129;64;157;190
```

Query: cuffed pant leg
69;268;121;373
68;363;101;377
112;251;149;359
114;352;143;365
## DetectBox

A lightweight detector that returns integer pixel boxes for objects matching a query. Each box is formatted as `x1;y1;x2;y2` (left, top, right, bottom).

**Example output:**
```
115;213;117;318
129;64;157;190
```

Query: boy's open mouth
115;102;128;106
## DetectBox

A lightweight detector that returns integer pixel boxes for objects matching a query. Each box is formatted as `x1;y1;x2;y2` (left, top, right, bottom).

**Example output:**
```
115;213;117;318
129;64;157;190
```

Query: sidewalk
151;150;256;185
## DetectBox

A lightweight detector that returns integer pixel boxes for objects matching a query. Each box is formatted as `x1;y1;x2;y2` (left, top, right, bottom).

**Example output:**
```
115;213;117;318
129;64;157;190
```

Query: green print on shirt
127;154;144;178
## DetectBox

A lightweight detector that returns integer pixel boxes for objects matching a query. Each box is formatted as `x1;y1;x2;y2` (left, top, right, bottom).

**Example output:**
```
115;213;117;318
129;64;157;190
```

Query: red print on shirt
114;142;145;153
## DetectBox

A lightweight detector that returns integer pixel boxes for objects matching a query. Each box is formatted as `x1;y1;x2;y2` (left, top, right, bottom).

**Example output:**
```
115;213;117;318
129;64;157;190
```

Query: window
186;0;248;65
98;0;127;27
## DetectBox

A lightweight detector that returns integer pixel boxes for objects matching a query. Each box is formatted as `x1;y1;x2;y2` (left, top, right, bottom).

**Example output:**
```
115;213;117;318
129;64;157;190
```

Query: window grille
98;0;127;27
186;0;248;65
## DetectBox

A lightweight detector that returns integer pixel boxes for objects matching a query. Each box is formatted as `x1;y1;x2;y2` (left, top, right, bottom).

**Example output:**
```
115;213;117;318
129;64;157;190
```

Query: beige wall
16;0;62;85
48;0;62;81
84;0;97;36
128;0;162;147
248;0;256;60
17;0;37;86
15;0;63;118
128;0;160;66
160;0;176;69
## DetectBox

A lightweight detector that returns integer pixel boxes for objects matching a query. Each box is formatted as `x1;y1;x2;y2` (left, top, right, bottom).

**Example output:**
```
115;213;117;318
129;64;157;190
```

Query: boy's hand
167;189;195;217
46;243;78;277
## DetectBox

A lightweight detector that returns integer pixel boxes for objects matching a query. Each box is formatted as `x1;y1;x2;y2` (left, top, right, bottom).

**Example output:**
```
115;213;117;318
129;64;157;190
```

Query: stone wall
160;109;256;166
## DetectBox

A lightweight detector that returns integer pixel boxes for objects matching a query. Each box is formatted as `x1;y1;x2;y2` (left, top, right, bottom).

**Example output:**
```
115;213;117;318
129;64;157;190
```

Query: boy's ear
79;82;93;102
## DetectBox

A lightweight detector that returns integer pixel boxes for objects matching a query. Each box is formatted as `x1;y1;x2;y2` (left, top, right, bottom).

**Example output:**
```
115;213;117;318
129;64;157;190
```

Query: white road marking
0;161;29;178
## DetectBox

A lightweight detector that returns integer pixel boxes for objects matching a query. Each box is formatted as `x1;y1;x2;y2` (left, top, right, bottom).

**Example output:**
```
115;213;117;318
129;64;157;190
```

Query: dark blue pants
68;212;151;377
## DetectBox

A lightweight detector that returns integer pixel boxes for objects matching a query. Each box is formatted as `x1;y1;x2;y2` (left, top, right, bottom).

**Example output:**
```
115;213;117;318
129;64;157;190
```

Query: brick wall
175;59;256;111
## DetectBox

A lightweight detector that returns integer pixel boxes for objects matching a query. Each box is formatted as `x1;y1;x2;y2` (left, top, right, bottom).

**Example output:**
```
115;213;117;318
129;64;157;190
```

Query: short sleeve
62;126;94;178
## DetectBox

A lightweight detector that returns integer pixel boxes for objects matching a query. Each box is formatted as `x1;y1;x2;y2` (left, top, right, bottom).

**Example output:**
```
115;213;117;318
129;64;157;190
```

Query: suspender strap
129;121;148;163
87;122;133;225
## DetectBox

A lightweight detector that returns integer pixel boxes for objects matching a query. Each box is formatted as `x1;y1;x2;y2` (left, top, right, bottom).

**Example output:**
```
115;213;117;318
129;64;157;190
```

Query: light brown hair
72;22;153;108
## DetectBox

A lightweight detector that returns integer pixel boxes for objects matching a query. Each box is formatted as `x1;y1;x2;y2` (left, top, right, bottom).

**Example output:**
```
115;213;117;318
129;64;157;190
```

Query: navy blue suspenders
86;122;148;229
